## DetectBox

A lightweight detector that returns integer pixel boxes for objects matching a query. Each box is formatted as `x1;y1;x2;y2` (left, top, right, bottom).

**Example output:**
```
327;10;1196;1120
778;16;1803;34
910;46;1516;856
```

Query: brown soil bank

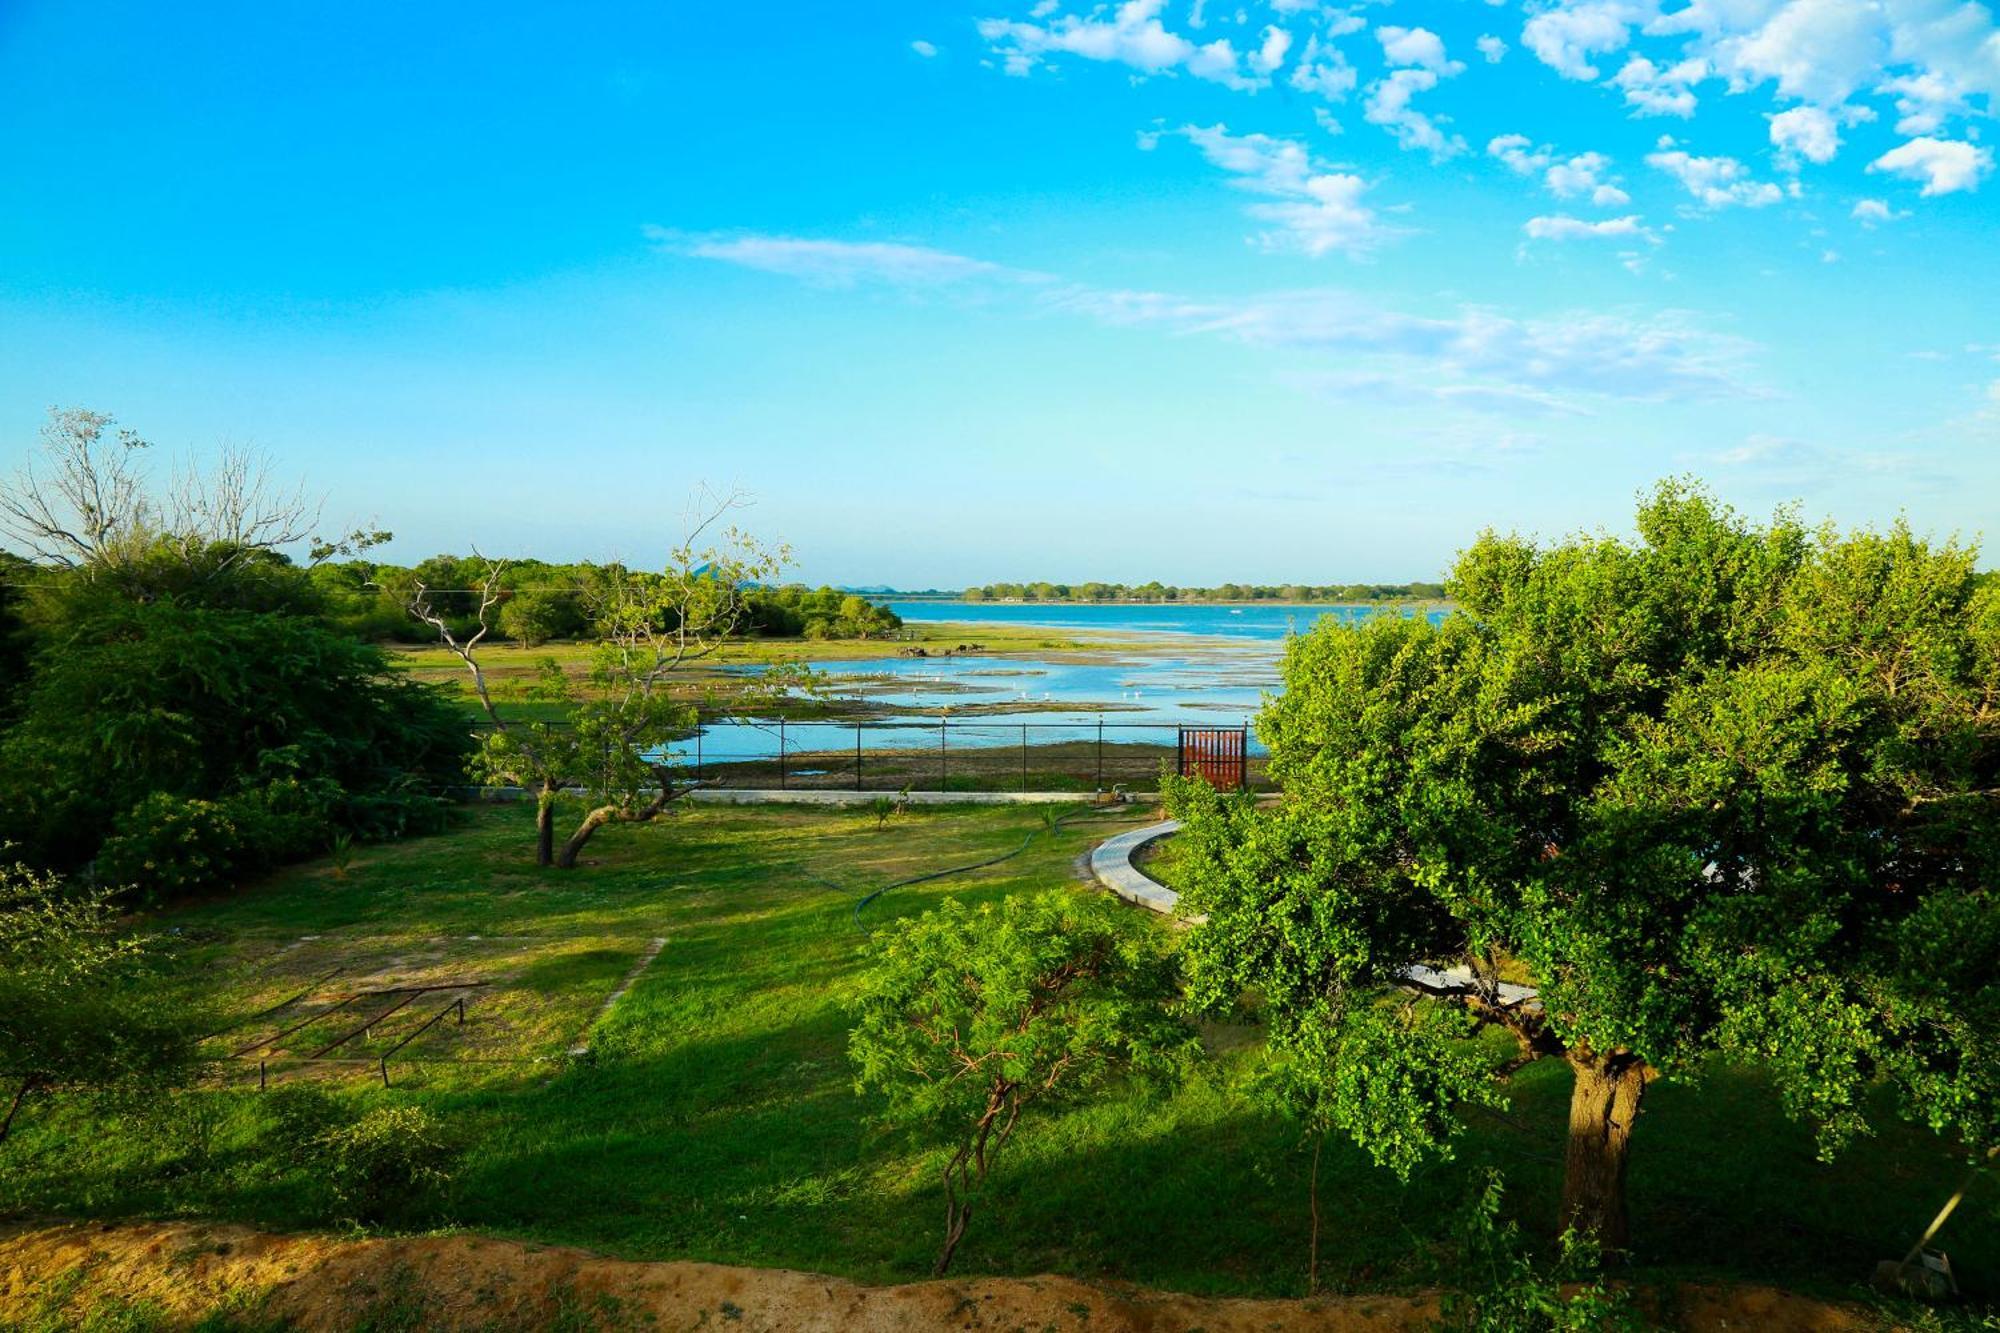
0;1221;1878;1332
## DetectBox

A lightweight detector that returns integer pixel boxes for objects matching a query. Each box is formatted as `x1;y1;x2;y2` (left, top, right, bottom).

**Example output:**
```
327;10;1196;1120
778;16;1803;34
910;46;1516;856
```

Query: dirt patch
0;1221;1880;1332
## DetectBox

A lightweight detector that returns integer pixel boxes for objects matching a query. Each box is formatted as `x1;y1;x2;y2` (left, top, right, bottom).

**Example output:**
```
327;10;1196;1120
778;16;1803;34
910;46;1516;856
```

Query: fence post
1240;724;1250;791
1096;718;1104;791
1021;723;1028;793
695;724;702;785
779;717;787;789
855;722;863;791
939;714;947;793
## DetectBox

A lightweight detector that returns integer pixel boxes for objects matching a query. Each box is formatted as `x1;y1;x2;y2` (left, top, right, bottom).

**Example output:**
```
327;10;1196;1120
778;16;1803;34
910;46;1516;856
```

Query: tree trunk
534;783;557;868
1307;1133;1324;1295
1560;1053;1647;1252
555;805;619;869
0;1076;39;1147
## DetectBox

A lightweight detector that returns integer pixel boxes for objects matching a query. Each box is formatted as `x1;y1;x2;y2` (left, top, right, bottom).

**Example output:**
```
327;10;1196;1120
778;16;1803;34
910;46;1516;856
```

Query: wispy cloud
659;227;1765;407
642;228;1022;288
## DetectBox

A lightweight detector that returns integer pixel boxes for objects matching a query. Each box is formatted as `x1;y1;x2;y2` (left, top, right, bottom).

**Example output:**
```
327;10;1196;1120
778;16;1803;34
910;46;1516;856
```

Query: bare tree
0;406;386;579
412;489;811;868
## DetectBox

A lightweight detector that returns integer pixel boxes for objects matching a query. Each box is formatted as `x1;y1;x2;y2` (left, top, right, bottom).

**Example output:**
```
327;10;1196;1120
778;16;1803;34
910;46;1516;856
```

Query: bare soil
0;1221;1881;1332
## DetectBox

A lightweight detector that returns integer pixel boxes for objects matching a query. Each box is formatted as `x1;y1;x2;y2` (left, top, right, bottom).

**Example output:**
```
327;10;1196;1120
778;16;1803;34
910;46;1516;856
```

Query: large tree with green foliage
848;890;1197;1275
1167;481;2000;1251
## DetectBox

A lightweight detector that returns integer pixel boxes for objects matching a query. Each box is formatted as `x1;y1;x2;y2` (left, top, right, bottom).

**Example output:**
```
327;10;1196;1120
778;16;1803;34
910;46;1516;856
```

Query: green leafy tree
1168;481;2000;1251
413;492;810;868
848;890;1197;1275
0;859;201;1146
497;588;573;647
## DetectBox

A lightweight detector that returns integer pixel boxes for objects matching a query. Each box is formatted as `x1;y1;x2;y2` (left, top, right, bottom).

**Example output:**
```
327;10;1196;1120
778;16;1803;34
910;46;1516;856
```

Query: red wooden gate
1177;726;1247;790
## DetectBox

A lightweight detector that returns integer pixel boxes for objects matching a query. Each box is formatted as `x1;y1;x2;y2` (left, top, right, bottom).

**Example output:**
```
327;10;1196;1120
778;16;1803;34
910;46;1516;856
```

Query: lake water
668;600;1447;766
880;599;1426;641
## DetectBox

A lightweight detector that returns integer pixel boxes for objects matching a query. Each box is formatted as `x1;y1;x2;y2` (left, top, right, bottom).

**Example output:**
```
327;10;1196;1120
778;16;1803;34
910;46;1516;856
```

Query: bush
0;601;471;871
96;794;246;902
96;778;353;901
267;1093;462;1224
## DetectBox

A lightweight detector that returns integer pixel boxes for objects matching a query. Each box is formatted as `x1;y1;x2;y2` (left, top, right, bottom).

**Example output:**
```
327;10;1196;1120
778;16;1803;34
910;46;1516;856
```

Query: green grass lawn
2;803;1993;1306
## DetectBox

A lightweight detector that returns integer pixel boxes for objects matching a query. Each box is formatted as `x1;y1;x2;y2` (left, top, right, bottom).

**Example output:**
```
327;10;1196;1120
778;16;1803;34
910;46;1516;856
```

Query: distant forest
952;581;1448;603
311;557;902;645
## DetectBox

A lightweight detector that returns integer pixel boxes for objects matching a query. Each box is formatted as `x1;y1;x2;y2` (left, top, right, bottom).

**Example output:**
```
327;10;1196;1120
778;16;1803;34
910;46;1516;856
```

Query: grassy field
2;803;1993;1309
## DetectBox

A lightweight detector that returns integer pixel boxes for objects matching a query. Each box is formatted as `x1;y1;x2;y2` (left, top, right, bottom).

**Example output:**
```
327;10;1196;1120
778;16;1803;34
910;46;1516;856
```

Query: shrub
1434;1172;1645;1332
96;794;246;903
273;1099;462;1224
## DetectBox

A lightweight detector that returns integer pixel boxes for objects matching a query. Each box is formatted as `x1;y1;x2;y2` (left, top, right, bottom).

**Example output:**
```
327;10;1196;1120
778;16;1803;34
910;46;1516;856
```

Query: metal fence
669;717;1264;794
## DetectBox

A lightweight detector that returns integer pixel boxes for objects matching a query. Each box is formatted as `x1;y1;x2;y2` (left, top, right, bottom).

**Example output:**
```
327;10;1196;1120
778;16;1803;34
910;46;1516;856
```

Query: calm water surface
671;600;1446;763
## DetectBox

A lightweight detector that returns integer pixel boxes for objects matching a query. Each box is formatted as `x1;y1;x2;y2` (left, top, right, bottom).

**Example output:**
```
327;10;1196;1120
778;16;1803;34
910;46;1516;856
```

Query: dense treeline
311;557;901;644
957;580;1446;603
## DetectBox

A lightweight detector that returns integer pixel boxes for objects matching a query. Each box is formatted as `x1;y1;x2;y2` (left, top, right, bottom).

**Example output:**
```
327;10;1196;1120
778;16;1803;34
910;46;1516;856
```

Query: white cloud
1547;151;1630;204
1881;72;1972;135
1851;196;1910;225
1522;0;1650;80
976;0;1263;89
1520;0;2000;183
1365;69;1467;158
1289;32;1358;99
1646;141;1785;208
1523;213;1656;240
1376;25;1464;75
1490;136;1629;205
1768;105;1841;166
1362;25;1468;158
1477;34;1509;63
1488;133;1553;176
1706;0;1888;105
1868;135;1994;195
1251;25;1293;74
1609;54;1705;117
649;229;1012;287
1178;124;1385;255
910;39;940;58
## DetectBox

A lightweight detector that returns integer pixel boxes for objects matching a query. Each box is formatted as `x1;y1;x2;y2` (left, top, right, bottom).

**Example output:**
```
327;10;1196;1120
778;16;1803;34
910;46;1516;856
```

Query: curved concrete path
1089;819;1539;1009
1088;819;1182;913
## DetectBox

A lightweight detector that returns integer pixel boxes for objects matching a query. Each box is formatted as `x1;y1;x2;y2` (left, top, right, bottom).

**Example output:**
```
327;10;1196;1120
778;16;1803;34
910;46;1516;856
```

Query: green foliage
498;588;581;646
1168;479;2000;1241
265;1089;461;1223
745;584;903;639
848;889;1197;1270
97;793;247;903
849;889;1195;1138
1434;1172;1645;1332
311;1104;462;1222
0;859;201;1143
0;601;469;869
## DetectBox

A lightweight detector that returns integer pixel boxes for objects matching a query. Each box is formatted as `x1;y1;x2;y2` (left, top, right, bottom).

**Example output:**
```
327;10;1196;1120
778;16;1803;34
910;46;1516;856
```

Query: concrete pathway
1088;819;1538;1009
1088;819;1182;913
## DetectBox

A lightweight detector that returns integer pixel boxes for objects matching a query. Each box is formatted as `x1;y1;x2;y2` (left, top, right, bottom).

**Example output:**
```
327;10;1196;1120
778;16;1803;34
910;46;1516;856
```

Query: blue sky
1;0;1995;585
